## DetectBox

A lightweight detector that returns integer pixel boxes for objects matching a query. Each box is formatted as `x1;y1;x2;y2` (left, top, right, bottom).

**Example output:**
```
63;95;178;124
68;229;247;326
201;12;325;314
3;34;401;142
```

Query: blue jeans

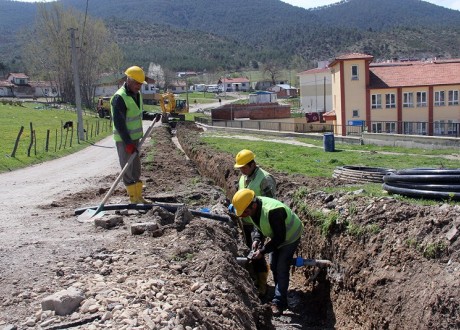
269;238;300;309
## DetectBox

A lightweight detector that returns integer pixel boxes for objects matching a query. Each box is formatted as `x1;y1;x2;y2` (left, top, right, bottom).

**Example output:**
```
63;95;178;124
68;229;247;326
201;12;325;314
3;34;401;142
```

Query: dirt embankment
176;121;460;329
0;122;458;329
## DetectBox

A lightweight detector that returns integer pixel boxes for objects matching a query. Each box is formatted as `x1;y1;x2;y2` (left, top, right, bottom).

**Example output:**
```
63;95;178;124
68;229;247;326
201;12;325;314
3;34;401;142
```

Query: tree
148;63;165;89
263;62;281;86
20;3;122;108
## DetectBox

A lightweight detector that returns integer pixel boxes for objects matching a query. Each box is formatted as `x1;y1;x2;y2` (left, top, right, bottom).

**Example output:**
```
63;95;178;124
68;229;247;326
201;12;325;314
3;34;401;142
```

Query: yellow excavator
158;92;189;125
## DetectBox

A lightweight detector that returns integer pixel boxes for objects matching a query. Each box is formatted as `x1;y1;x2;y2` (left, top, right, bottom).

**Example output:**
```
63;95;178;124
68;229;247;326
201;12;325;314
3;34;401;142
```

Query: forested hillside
1;0;460;73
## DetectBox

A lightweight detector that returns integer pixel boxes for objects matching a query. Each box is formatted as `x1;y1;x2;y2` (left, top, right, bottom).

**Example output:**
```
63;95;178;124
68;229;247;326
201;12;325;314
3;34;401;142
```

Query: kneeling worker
234;149;276;296
232;188;304;317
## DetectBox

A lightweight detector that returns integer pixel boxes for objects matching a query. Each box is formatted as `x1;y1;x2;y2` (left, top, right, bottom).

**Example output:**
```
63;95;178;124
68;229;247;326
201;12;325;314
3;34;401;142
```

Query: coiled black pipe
333;166;395;183
383;168;460;201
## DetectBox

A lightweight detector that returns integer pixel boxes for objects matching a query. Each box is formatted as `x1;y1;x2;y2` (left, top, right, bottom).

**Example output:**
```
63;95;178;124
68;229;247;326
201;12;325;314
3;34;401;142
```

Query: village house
168;80;187;93
220;77;250;92
0;73;60;99
267;83;298;98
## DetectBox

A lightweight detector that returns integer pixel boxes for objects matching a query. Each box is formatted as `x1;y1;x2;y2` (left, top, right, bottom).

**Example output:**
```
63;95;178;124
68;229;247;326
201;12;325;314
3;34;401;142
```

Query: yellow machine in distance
159;92;189;123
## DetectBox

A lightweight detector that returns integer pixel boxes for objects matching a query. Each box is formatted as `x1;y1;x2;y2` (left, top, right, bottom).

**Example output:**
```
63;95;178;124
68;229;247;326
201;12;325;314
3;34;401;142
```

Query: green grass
0;102;111;173
200;132;459;177
296;136;458;157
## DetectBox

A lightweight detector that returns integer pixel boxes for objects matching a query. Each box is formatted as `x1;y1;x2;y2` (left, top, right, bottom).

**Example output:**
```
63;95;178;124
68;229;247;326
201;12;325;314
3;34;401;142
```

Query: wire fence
8;119;112;158
195;117;460;138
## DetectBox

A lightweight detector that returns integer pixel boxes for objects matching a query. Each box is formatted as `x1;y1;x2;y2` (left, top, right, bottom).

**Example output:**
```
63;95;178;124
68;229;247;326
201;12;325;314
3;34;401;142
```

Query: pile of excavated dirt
0;122;458;330
177;121;459;329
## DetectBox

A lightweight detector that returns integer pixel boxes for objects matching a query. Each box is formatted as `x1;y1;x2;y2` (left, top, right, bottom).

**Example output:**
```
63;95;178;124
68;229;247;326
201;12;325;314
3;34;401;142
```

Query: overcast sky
14;0;460;11
280;0;460;11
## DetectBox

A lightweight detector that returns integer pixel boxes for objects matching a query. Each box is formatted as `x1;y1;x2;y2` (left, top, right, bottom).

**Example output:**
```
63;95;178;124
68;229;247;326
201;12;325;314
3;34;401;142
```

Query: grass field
0;102;111;173
200;131;459;177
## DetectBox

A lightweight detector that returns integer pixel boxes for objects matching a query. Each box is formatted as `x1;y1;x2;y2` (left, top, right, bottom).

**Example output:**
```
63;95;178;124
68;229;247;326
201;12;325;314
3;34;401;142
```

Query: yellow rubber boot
135;181;149;204
256;271;268;296
126;183;137;203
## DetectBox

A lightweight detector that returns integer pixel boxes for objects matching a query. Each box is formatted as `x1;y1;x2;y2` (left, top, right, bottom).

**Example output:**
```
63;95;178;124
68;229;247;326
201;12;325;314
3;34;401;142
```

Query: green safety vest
250;197;303;247
239;167;272;224
238;167;271;195
111;86;143;142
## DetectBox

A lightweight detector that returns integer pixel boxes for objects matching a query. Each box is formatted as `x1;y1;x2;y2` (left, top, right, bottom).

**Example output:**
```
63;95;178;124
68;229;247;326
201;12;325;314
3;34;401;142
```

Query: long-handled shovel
77;114;161;223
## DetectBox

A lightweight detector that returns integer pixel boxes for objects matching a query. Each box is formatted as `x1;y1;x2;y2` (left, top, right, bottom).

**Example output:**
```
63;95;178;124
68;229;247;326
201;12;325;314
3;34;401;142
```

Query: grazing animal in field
63;121;73;129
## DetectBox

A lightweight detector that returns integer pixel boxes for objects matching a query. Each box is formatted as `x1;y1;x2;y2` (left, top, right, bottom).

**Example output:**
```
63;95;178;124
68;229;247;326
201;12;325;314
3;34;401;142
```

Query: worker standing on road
232;188;303;317
233;149;276;297
111;65;149;204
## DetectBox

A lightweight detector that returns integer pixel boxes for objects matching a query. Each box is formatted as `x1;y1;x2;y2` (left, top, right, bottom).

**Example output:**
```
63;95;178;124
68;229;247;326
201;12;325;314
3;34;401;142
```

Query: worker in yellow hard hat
232;149;276;297
111;66;149;203
232;188;303;317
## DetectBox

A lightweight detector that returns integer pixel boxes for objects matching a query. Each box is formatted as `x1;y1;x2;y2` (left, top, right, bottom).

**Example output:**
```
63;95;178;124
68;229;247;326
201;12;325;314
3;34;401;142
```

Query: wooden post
27;122;33;157
11;126;24;157
45;129;50;152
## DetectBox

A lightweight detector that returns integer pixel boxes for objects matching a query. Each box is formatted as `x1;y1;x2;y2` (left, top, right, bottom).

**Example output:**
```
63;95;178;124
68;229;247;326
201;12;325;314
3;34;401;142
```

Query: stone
41;287;85;316
94;215;124;229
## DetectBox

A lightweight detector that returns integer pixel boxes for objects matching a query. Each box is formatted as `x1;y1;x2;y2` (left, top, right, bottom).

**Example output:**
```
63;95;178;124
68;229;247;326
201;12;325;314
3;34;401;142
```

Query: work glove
125;143;138;154
252;239;261;251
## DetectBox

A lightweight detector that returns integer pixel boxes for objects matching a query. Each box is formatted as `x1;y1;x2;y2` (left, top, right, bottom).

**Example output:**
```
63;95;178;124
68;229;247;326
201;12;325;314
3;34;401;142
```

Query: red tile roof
8;73;29;79
335;53;374;60
222;77;249;83
369;60;460;88
329;53;374;67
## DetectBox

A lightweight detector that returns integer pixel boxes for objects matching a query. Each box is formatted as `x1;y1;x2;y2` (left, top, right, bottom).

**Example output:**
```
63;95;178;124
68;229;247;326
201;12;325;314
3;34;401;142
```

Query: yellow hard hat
234;149;255;168
232;188;255;216
125;66;147;84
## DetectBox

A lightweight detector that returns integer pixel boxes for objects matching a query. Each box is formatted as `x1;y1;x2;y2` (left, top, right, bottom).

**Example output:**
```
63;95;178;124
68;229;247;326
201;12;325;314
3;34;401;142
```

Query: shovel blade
76;208;105;223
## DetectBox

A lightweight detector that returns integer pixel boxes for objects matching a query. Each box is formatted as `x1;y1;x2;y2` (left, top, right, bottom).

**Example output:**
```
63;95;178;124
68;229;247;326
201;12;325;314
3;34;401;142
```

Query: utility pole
323;76;326;113
69;28;85;141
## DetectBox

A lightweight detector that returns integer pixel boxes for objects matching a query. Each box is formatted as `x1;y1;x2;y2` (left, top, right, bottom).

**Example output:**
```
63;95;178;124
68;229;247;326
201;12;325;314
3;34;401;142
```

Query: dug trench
1;121;458;329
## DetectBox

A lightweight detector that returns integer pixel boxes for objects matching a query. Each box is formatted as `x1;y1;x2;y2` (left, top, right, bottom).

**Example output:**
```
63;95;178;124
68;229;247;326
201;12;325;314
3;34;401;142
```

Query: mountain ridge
1;0;459;73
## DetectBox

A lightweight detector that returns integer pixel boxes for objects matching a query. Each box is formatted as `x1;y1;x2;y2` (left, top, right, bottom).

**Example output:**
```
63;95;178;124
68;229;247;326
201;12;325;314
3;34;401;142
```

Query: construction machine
96;97;111;119
158;92;189;125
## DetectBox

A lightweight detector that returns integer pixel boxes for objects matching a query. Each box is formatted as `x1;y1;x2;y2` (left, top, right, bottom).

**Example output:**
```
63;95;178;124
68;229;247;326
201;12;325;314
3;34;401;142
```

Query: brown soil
0;121;458;329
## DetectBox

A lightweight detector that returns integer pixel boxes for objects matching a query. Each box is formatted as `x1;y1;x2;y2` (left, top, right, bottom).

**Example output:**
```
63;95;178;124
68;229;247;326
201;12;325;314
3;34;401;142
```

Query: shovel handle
95;119;158;212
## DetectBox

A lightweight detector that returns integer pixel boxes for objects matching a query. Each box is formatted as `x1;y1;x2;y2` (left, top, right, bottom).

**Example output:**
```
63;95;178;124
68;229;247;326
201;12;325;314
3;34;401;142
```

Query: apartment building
320;53;460;136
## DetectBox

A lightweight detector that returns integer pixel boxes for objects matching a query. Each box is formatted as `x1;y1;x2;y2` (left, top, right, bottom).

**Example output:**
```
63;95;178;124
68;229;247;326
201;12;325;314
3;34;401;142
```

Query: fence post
11;126;24;157
33;130;37;155
45;129;50;152
27;122;34;157
70;126;74;147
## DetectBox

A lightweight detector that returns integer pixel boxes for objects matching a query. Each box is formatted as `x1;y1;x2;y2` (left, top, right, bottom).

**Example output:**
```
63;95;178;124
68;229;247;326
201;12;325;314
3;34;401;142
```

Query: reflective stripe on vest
256;197;303;247
111;86;143;142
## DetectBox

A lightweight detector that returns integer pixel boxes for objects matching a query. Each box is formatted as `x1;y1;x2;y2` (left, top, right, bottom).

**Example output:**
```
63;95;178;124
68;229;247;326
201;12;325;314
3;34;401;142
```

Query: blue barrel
323;133;335;152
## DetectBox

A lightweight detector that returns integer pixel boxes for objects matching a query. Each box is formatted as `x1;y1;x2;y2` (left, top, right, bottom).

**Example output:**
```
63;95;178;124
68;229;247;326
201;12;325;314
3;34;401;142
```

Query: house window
385;122;396;133
416;91;427;107
351;65;358;80
372;122;382;133
434;91;445;106
403;92;413;107
448;90;459;105
434;120;446;135
352;109;359;117
371;94;382;109
385;93;396;108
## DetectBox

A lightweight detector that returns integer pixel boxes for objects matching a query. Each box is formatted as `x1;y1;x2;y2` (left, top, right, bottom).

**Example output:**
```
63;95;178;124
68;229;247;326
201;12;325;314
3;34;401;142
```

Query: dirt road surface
0;121;459;329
